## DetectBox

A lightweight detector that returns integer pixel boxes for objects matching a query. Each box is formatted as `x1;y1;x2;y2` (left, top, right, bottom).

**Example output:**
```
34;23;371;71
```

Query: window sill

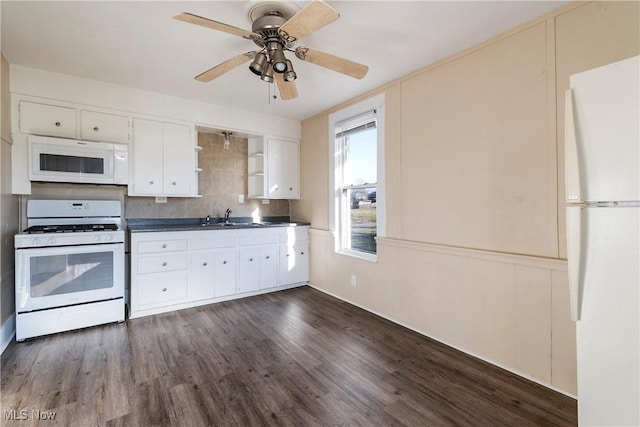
336;249;378;263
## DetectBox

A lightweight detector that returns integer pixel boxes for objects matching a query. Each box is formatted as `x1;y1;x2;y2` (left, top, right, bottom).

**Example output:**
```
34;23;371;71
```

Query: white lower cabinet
189;251;215;301
280;242;310;286
213;250;237;297
130;226;308;318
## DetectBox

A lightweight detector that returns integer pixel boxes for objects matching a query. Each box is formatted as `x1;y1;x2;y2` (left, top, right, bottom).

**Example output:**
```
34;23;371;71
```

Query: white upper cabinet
19;101;77;138
267;138;300;199
130;118;197;197
248;136;300;200
80;110;129;143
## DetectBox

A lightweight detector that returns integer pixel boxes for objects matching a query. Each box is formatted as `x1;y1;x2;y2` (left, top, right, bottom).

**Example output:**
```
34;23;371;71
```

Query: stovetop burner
24;223;119;234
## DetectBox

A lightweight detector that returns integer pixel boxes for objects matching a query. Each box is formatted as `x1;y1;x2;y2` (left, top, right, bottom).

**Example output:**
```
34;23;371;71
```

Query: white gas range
14;200;125;341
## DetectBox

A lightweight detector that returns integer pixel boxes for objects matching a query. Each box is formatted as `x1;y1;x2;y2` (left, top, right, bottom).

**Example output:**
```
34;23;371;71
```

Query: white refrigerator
565;55;639;426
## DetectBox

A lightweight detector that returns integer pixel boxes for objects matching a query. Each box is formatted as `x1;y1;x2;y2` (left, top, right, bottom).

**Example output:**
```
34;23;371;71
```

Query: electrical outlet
351;275;357;287
238;194;245;204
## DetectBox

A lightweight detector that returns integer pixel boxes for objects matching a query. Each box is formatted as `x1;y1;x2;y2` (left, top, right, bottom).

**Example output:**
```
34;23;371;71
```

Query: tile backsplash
21;132;289;227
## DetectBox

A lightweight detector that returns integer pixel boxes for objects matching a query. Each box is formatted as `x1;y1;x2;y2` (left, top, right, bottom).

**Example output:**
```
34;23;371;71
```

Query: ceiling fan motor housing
251;11;286;45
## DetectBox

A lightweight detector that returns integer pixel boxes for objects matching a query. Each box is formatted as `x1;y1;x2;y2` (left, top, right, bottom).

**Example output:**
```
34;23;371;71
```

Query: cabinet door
280;242;309;285
81;110;129;143
190;252;215;301
238;247;260;293
267;138;300;199
131;119;164;195
214;250;237;297
163;123;193;196
19;101;76;138
260;245;279;289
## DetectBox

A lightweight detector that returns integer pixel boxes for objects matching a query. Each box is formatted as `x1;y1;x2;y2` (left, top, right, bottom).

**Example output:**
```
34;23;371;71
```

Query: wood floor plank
1;286;577;426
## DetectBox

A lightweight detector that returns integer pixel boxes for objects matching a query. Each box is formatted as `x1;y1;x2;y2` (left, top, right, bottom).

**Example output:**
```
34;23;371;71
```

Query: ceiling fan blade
195;52;254;82
296;47;369;79
173;12;255;39
275;73;298;100
279;0;339;41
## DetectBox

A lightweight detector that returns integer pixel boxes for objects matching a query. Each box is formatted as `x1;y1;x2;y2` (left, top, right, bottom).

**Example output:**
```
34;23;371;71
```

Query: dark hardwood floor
1;286;577;426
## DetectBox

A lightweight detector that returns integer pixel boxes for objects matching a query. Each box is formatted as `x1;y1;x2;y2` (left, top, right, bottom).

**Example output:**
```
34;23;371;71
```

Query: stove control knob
94;236;100;242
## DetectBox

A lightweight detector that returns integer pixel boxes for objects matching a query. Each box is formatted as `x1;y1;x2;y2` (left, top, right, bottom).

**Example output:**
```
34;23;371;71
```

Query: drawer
137;239;188;253
190;235;237;250
279;226;309;245
19;101;77;138
137;272;188;306
81;110;130;143
138;254;187;274
238;231;279;246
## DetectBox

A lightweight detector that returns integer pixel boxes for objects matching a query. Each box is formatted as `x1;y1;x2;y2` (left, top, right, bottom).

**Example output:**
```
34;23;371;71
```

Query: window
330;95;384;260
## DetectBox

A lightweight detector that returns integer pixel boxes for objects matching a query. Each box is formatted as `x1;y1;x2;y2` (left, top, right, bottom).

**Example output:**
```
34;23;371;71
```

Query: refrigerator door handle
565;89;582;203
566;204;583;321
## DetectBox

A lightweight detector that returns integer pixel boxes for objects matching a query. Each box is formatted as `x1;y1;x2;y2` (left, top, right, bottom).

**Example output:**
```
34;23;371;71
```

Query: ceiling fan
173;0;369;100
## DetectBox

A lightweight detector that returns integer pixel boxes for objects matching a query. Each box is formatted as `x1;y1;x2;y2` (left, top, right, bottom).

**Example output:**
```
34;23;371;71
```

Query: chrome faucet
224;209;232;223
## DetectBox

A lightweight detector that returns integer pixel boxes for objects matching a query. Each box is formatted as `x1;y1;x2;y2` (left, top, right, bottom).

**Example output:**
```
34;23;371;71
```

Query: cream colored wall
1;53;19;346
293;1;639;396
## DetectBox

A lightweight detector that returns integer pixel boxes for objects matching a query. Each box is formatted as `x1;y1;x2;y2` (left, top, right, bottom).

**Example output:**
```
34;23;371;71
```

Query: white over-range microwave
29;135;128;185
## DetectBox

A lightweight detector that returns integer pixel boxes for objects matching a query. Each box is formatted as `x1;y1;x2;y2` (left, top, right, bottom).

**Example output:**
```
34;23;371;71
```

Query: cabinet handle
223;260;227;264
149;181;154;185
249;258;254;262
162;262;167;267
266;256;270;259
286;254;290;257
93;126;99;132
161;287;167;292
301;252;305;255
289;187;293;191
161;243;167;248
203;262;207;266
172;181;177;186
55;122;61;127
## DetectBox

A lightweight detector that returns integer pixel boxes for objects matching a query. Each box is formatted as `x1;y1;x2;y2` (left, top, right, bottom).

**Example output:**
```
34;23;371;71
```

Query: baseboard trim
1;313;16;355
308;283;576;400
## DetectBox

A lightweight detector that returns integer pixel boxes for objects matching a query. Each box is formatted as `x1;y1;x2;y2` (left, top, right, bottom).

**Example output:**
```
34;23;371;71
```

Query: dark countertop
127;217;310;233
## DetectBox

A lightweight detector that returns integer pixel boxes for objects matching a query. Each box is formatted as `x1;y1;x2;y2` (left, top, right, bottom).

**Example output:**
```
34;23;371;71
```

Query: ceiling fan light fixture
283;60;297;81
249;52;267;76
271;47;288;73
261;63;274;83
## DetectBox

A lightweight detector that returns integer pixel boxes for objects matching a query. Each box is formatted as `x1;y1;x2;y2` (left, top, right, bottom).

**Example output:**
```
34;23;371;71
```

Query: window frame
328;93;385;261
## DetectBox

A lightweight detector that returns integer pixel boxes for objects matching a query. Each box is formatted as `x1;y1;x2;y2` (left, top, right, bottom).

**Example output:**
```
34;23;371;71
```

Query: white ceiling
1;1;568;122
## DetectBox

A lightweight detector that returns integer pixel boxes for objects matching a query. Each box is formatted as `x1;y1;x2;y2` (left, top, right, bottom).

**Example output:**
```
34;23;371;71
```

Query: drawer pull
289;187;293;191
249;258;254;262
266;256;270;259
286;254;290;257
55;121;61;127
93;126;99;131
203;262;208;266
162;262;167;267
172;181;177;186
149;181;155;185
301;252;305;255
223;260;227;264
161;244;167;248
161;287;167;292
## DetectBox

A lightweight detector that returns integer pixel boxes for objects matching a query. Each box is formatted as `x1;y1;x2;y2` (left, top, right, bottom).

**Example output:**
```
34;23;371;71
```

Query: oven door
29;135;115;184
15;243;124;313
